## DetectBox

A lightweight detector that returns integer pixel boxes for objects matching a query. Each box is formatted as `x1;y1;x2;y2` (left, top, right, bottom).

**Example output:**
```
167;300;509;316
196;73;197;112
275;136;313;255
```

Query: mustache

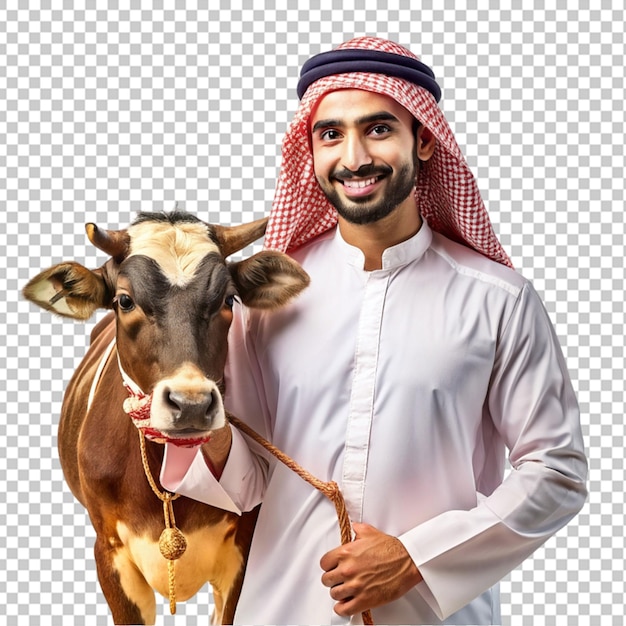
332;164;393;180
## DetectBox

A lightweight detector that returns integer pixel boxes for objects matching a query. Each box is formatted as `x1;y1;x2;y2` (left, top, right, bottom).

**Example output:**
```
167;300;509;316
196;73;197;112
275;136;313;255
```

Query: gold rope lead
138;431;186;615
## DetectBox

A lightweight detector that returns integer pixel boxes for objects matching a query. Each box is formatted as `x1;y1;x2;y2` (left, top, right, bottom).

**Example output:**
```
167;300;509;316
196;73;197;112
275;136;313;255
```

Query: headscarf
264;37;512;268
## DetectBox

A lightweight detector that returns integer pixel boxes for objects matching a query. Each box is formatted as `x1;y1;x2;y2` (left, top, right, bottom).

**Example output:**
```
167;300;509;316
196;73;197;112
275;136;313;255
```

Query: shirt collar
334;219;433;271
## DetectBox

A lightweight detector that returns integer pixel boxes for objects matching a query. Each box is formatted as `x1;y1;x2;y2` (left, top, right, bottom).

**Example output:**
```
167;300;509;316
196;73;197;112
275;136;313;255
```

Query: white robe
162;221;587;625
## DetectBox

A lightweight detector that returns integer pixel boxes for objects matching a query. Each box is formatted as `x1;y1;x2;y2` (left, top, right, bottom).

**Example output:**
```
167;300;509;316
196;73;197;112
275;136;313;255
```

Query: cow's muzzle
150;365;226;437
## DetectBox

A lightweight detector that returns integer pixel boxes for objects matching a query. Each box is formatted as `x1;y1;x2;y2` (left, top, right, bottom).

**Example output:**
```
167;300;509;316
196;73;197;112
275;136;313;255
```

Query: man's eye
320;129;341;141
115;294;135;312
370;124;390;136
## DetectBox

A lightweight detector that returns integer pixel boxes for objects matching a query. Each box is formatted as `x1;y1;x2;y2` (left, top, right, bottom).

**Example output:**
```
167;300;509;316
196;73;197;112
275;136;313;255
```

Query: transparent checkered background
1;2;623;625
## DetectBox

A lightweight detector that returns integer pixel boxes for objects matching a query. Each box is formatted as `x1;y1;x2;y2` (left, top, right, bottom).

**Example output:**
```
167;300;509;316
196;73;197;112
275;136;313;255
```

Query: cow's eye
224;294;239;310
115;294;135;312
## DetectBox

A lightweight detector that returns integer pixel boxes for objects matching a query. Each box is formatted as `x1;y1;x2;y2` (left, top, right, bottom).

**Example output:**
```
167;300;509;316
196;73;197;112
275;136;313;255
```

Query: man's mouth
342;176;379;189
336;174;386;198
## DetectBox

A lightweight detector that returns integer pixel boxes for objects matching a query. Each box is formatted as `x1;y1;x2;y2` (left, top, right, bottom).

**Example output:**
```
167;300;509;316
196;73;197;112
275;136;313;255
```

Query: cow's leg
218;572;241;625
219;506;259;624
94;537;157;625
211;588;226;625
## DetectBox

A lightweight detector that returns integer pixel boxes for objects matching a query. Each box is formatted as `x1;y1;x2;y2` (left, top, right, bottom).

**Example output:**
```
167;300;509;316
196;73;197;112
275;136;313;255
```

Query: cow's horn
213;217;269;258
85;223;130;260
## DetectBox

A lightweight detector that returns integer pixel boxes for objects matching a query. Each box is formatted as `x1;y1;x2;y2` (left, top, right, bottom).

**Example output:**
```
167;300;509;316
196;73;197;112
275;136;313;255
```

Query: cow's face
23;212;309;442
115;217;240;437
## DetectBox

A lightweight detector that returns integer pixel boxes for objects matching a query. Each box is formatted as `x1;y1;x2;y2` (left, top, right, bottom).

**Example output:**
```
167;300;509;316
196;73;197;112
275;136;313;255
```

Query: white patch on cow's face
127;221;220;287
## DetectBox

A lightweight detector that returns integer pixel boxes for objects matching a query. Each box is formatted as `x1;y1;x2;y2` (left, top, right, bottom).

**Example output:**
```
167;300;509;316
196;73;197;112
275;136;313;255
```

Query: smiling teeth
343;177;377;189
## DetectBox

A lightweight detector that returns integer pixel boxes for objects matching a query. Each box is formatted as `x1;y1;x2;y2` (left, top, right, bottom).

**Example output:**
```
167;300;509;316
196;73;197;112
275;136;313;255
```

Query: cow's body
24;212;309;624
61;313;256;624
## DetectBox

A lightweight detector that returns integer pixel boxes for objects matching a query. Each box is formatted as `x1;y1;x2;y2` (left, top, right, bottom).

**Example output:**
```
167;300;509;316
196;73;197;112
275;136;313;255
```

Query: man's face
310;89;419;225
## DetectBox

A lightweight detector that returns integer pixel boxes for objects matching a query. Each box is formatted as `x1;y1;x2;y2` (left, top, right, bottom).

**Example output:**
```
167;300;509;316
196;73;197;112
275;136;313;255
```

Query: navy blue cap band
297;49;441;102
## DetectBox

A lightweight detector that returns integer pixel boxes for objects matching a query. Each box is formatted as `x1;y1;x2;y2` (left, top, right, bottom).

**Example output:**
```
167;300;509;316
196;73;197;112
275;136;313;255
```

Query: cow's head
23;211;309;443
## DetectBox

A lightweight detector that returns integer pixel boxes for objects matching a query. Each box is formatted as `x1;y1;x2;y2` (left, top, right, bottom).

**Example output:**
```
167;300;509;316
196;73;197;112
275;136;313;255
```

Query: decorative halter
121;377;213;448
88;338;212;447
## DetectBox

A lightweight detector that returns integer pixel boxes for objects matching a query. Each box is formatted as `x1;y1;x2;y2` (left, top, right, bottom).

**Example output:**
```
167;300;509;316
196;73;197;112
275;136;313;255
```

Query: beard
319;153;419;226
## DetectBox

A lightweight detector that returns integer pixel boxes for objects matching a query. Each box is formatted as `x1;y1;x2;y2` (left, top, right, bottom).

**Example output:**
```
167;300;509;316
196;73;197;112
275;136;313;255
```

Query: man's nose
342;133;373;172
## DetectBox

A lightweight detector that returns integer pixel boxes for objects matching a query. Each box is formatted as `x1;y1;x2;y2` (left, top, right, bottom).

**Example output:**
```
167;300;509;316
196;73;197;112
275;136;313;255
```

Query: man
161;37;587;624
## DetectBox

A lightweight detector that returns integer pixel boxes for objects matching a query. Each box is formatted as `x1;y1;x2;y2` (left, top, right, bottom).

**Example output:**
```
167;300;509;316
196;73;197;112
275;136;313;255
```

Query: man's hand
320;522;423;617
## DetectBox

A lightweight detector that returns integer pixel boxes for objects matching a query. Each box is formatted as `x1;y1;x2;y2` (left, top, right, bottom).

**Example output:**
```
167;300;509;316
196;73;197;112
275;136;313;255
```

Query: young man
162;37;587;624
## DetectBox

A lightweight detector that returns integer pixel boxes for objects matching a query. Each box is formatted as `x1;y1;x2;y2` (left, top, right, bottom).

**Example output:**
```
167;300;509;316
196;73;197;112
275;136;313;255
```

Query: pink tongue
160;444;200;486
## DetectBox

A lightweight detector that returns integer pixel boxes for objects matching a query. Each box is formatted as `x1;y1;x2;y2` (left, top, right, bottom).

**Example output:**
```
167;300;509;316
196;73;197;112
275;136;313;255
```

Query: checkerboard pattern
1;4;624;625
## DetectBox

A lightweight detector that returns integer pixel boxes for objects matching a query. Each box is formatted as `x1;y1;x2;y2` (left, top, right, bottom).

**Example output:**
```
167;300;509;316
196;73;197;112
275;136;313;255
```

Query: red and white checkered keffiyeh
264;37;512;268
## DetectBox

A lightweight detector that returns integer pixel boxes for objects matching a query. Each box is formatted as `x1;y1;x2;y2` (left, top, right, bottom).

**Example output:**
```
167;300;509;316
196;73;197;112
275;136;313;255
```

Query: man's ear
23;262;111;320
229;251;310;310
416;125;436;162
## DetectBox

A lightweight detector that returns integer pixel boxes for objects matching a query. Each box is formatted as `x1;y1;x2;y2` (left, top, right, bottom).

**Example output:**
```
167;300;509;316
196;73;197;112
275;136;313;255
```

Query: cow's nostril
207;389;219;415
165;388;216;426
165;389;184;414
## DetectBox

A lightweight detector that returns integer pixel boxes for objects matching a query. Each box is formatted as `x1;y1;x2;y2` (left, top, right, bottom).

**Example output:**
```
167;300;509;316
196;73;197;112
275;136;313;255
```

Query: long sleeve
398;282;588;619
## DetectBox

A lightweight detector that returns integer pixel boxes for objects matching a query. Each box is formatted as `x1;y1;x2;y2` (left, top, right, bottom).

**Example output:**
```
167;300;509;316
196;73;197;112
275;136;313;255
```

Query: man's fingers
320;549;339;573
329;583;354;602
333;596;362;618
321;569;340;588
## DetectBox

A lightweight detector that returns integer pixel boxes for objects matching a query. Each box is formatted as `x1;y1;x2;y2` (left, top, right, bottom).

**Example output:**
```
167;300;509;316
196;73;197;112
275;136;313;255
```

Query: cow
23;211;310;625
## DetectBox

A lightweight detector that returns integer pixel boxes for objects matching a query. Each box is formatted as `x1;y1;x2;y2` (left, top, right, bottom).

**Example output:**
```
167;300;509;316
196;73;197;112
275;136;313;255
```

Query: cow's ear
228;251;309;309
23;262;110;320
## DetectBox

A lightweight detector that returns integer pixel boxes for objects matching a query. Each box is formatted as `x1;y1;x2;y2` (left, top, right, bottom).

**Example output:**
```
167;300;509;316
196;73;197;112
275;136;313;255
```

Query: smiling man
162;37;587;624
311;93;426;223
310;89;435;269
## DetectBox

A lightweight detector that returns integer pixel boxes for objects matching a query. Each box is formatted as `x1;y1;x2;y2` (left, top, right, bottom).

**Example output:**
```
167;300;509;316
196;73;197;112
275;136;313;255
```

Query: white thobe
162;221;587;625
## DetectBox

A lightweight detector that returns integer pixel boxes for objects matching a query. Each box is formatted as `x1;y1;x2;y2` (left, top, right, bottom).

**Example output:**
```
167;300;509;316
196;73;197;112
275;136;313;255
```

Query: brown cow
23;211;309;625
